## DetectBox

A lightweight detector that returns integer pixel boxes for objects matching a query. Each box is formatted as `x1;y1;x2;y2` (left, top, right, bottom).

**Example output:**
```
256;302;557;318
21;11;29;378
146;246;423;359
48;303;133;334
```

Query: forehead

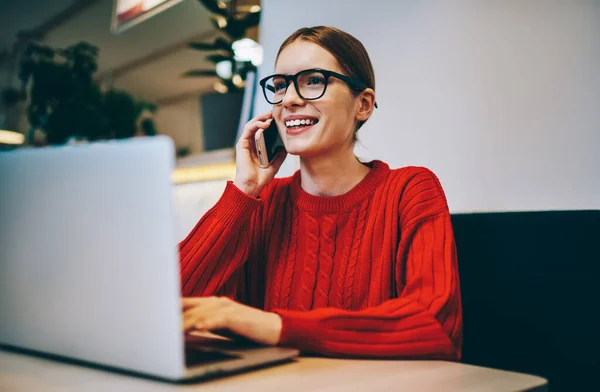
274;40;342;75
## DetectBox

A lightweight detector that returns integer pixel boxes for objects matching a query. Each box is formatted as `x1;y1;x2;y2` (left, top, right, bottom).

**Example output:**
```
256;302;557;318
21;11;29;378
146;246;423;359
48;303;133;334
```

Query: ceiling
0;0;77;51
111;41;220;103
1;0;259;104
45;0;217;103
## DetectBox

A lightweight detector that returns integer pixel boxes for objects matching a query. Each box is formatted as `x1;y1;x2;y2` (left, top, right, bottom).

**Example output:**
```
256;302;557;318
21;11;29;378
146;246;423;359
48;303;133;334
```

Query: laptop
0;136;299;382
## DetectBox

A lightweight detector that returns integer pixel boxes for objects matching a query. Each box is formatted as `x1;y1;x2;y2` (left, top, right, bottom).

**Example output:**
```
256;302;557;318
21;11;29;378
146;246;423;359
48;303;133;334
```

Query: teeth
286;118;316;127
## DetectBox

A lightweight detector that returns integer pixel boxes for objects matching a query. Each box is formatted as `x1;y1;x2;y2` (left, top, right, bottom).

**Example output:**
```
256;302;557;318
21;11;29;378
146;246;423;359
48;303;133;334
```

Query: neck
299;147;370;197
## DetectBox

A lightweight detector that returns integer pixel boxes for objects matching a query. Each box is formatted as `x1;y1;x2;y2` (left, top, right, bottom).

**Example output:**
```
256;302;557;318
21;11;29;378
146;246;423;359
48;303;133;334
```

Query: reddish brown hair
276;26;375;135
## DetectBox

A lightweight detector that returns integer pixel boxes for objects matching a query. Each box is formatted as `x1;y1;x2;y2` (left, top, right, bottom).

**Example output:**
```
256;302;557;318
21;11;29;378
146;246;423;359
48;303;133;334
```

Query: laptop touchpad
185;347;240;367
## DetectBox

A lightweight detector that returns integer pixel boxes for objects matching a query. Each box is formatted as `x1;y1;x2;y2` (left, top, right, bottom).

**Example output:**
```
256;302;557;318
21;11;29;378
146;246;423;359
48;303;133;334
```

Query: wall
0;56;28;135
173;179;227;241
254;0;600;213
154;97;204;154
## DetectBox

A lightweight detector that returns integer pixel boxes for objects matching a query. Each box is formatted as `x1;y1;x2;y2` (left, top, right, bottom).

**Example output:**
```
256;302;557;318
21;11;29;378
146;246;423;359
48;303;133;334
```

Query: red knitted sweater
179;161;463;360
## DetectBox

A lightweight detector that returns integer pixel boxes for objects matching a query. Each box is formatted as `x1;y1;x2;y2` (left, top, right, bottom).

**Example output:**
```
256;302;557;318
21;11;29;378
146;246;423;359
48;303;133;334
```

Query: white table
0;349;548;392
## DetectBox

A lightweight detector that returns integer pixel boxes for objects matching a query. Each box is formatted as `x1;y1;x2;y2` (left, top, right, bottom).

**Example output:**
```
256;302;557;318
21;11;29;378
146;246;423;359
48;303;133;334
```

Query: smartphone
255;120;285;168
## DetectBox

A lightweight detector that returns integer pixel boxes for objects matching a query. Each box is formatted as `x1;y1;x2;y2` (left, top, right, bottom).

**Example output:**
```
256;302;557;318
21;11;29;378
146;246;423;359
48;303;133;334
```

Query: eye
274;82;287;92
307;75;325;85
272;78;287;92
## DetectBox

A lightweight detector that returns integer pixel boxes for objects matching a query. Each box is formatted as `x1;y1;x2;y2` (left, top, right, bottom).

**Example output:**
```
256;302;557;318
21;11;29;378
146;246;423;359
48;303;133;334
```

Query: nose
282;81;305;108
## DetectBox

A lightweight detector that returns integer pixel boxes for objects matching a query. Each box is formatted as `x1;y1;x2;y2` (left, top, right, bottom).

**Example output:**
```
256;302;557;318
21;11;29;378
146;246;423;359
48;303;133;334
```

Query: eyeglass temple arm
335;73;378;109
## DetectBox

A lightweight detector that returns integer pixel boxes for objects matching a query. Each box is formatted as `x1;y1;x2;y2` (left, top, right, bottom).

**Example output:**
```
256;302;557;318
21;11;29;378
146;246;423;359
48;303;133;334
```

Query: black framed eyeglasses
259;68;378;108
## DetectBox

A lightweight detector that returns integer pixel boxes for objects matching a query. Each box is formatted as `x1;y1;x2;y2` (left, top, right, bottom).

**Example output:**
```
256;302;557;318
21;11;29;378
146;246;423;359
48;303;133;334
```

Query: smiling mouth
285;118;319;129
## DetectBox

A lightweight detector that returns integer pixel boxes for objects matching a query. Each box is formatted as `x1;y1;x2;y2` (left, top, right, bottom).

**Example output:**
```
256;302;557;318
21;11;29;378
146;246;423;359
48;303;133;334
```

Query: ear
355;88;376;122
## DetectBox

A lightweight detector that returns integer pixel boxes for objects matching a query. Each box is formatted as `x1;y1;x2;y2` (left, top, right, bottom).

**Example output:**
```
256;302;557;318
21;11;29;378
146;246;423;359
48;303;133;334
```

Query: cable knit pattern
178;161;463;360
343;200;369;310
298;213;320;310
313;216;337;308
270;201;292;310
278;206;299;310
333;208;358;308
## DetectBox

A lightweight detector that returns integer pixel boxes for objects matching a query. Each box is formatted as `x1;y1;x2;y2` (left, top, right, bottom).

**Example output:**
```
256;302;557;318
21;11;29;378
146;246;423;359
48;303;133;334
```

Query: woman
180;26;462;360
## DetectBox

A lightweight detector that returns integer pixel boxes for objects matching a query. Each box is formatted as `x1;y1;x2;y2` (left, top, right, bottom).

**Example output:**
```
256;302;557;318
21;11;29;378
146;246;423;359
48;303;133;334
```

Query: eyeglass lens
263;70;327;104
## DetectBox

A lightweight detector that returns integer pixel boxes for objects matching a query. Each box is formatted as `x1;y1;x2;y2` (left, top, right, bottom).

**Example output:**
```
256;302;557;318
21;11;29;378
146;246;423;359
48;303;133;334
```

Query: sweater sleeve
274;171;463;360
179;181;262;297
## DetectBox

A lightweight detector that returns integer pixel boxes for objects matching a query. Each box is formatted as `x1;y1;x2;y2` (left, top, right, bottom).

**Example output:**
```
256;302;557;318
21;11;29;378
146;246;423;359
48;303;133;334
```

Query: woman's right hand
233;111;287;197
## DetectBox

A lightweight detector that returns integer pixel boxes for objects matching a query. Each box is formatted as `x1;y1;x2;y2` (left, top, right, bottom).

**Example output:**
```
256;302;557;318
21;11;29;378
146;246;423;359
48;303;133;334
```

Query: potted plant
19;41;157;145
183;0;262;93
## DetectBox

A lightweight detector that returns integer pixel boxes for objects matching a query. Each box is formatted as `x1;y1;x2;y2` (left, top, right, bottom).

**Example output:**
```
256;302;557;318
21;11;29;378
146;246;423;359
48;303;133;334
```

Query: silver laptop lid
0;136;185;380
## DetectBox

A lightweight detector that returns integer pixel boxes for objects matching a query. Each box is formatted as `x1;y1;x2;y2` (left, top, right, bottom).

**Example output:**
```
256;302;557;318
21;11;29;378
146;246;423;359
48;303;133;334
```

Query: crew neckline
289;160;390;213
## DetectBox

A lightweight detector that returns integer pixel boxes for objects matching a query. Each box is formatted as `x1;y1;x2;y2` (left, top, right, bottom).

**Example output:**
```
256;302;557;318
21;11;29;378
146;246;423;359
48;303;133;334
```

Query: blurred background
1;0;599;239
0;0;261;158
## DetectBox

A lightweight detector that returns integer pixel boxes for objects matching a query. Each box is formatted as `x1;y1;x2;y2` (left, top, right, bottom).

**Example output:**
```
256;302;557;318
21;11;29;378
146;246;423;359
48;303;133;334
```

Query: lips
286;123;314;135
283;115;319;135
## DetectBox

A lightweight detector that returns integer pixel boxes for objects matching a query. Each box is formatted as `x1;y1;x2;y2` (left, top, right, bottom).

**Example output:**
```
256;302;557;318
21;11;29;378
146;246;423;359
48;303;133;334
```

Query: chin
282;125;326;157
284;142;328;158
283;141;312;156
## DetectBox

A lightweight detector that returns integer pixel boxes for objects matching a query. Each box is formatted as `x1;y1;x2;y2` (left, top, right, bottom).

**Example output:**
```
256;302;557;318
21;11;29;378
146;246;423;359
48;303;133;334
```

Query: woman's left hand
182;297;282;346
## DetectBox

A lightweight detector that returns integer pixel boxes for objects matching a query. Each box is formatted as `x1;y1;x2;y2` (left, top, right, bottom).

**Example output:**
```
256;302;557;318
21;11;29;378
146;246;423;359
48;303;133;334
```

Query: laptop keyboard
184;347;240;367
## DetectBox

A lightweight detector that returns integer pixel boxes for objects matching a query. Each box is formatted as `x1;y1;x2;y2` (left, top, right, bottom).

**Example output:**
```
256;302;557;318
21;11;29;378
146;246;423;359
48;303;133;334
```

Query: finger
182;297;200;306
193;315;227;332
182;297;219;312
184;307;229;333
182;297;203;310
184;297;234;332
183;307;213;332
182;297;230;331
237;119;272;151
251;110;273;123
183;311;203;332
254;128;263;141
258;117;273;128
238;113;272;143
251;119;272;135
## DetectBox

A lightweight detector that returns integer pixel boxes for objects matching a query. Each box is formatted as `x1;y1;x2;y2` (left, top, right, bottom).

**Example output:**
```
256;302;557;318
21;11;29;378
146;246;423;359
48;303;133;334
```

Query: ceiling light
213;81;228;94
232;38;263;66
232;74;244;87
249;5;261;13
215;60;233;79
0;105;24;144
215;15;228;28
0;130;25;145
